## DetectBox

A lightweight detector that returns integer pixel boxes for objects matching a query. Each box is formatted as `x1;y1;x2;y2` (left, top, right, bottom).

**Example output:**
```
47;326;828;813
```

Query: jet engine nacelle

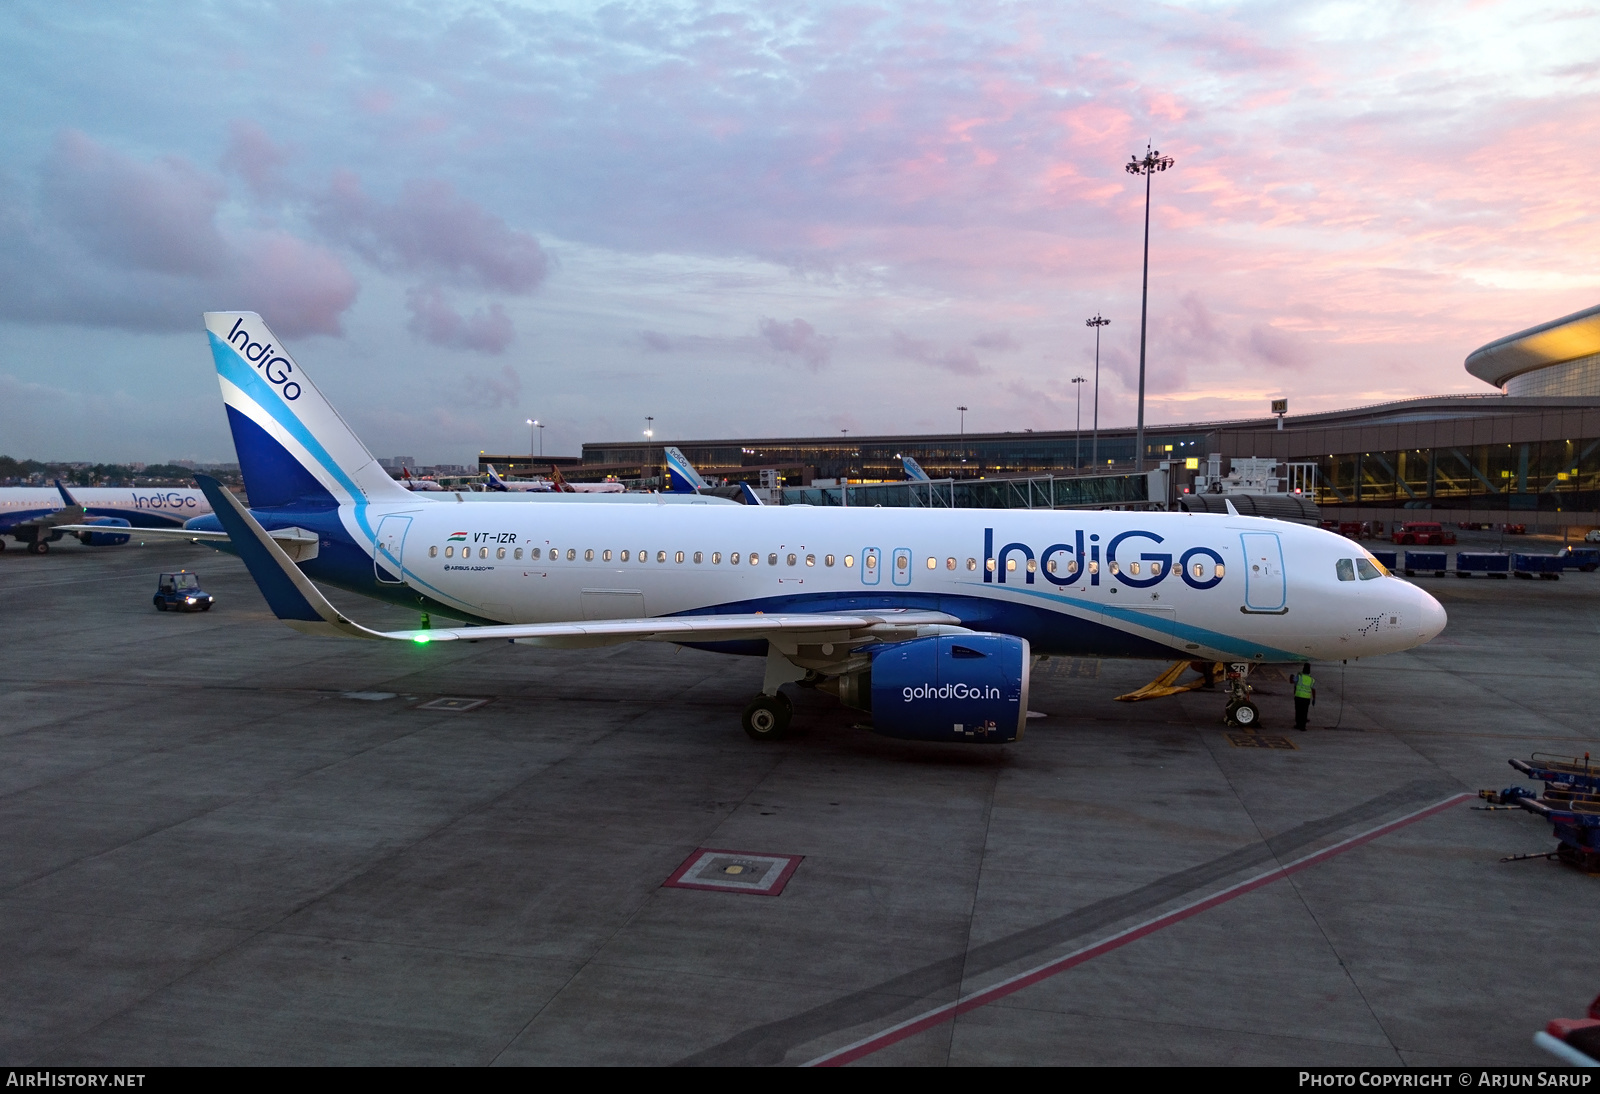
76;517;131;546
863;633;1030;743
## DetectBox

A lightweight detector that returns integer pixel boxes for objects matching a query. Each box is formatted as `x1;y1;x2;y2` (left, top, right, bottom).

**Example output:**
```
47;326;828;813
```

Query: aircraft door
861;547;881;586
374;515;412;584
891;547;912;586
1239;531;1286;612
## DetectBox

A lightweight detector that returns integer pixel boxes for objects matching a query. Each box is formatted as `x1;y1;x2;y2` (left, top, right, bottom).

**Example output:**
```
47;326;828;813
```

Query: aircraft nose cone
1417;588;1447;642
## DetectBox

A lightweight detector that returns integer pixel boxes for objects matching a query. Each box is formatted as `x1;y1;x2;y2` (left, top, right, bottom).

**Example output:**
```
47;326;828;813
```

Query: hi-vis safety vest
1294;674;1315;699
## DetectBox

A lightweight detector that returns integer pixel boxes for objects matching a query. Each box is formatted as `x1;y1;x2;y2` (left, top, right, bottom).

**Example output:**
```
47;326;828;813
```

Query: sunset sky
1;1;1597;464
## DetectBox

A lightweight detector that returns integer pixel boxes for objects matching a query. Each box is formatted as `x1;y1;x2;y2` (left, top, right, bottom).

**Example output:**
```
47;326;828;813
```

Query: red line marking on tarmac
805;792;1472;1067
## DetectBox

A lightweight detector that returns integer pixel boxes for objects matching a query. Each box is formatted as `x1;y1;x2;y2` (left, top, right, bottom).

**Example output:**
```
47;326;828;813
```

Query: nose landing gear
1223;662;1260;727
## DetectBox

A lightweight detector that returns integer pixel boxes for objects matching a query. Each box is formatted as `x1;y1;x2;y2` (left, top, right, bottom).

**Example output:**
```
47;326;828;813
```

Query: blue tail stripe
208;331;375;541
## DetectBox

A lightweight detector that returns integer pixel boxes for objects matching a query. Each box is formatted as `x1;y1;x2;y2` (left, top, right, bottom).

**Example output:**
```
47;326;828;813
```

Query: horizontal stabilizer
194;475;375;637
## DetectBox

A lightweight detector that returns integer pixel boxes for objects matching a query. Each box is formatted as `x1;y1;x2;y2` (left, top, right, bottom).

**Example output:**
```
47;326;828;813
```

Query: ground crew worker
1292;663;1316;730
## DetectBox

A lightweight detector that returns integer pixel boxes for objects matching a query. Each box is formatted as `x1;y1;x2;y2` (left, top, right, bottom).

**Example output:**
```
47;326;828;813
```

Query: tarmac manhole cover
416;697;490;712
1226;732;1298;750
662;848;803;896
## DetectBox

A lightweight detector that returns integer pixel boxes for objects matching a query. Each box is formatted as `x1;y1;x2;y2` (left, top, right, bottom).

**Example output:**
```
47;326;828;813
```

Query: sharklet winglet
194;474;381;640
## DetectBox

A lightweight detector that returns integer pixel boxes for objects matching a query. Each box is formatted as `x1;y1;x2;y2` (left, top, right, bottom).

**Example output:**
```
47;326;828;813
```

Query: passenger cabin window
694;551;703;564
768;553;778;566
657;550;667;563
1356;558;1383;580
897;555;908;571
825;554;835;566
731;552;740;564
530;548;541;559
967;558;977;571
844;555;854;568
946;558;956;570
445;546;454;557
515;548;523;559
637;549;647;563
786;553;796;566
602;550;612;561
805;554;815;566
429;546;438;557
926;557;936;569
565;549;576;561
713;552;723;564
1336;559;1355;581
675;551;685;563
753;553;762;566
497;547;506;559
584;549;594;561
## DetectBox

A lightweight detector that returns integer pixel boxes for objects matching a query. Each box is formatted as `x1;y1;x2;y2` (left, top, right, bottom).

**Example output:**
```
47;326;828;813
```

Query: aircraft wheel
1227;700;1260;728
742;693;792;741
28;540;48;555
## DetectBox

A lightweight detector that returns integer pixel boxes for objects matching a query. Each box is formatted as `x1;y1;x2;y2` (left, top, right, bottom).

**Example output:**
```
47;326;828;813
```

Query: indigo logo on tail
227;317;302;401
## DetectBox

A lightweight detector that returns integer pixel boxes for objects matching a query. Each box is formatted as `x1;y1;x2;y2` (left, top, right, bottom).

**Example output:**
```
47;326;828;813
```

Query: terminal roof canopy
1465;302;1600;389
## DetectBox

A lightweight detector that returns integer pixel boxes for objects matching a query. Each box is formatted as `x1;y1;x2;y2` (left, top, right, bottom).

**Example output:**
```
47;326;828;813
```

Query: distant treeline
0;456;243;488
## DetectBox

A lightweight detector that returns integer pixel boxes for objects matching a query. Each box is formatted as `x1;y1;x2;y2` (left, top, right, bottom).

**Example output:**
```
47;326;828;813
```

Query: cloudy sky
1;1;1596;464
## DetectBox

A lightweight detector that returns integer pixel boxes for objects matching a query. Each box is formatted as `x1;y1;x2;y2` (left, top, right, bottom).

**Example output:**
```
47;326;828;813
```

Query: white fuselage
0;486;211;529
358;501;1445;663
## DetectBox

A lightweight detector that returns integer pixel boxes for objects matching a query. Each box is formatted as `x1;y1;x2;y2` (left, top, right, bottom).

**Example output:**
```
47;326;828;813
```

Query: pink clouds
44;130;227;277
405;285;515;354
315;174;547;293
759;317;833;370
0;131;354;337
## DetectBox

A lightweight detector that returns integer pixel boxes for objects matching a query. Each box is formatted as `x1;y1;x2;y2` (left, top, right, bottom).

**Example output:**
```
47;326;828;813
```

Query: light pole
1086;315;1109;467
1070;377;1086;471
527;418;542;459
1125;144;1174;472
957;405;968;473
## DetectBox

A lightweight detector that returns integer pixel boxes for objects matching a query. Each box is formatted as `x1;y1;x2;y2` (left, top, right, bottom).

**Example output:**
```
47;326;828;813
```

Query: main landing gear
742;693;793;740
27;539;48;555
1223;662;1260;727
741;645;810;741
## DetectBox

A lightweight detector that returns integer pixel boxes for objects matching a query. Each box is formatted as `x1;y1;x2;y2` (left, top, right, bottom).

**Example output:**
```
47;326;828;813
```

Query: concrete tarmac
1;539;1596;1066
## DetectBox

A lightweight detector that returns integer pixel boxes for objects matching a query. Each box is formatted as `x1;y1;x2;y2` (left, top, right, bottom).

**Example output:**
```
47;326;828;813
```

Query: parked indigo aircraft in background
1;481;211;554
185;311;1446;742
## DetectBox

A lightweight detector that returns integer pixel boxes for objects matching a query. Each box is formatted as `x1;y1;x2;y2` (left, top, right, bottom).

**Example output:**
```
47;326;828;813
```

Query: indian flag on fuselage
447;531;467;542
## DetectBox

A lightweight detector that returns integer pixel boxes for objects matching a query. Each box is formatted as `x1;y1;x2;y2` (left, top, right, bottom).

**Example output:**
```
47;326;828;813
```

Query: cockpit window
1355;558;1383;581
1336;559;1355;582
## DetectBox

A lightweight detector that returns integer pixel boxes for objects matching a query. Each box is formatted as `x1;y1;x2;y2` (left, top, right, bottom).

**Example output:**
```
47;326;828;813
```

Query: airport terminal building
506;303;1600;528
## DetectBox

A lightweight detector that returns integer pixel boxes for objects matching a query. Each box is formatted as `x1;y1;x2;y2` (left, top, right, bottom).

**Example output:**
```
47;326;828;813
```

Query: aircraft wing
49;524;319;547
193;474;961;647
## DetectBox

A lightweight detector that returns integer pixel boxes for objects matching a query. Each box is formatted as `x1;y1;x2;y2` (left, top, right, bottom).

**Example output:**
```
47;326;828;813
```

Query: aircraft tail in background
901;455;932;482
663;447;711;494
203;312;412;510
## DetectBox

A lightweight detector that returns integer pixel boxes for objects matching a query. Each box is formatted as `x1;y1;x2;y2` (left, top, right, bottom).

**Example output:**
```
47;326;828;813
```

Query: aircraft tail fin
203;312;411;510
485;465;509;491
663;446;709;493
902;455;932;482
739;481;764;506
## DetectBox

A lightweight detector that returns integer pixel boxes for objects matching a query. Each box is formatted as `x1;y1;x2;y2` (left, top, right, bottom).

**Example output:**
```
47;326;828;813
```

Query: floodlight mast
1125;145;1175;473
1085;314;1110;467
1070;376;1086;470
